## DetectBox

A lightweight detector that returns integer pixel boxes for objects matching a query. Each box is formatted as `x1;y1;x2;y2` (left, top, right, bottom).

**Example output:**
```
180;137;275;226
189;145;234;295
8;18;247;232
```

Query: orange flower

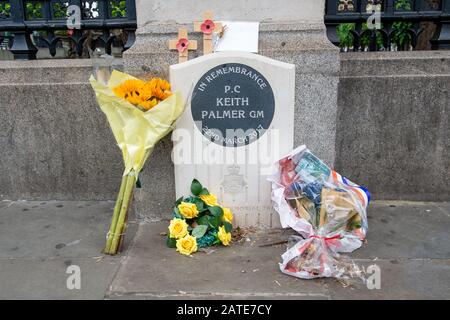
113;77;172;111
112;79;145;100
145;78;172;101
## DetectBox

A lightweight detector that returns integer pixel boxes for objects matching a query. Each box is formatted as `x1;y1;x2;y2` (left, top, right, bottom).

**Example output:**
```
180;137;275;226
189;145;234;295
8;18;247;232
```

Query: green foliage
207;214;221;229
0;2;11;18
194;198;205;212
197;230;217;248
172;206;182;219
223;221;233;233
391;21;413;49
336;23;355;49
53;2;69;19
392;0;413;50
395;0;412;11
175;196;183;206
25;1;43;20
110;0;127;18
192;225;208;238
169;179;233;250
166;236;177;248
336;0;414;51
196;215;210;227
190;179;203;196
208;206;223;218
360;23;384;49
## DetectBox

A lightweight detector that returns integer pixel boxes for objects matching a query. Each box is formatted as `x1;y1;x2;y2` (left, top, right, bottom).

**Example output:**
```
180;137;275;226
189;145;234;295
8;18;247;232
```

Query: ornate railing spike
0;0;137;60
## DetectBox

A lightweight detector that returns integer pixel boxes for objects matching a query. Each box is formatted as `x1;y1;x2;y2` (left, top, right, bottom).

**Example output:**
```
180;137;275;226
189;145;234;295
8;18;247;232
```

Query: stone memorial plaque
170;52;295;228
191;63;275;147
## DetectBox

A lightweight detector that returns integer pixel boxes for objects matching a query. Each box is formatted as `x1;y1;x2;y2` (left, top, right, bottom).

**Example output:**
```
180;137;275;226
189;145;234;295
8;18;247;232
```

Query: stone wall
336;51;450;201
0;51;448;214
0;60;123;201
134;0;325;25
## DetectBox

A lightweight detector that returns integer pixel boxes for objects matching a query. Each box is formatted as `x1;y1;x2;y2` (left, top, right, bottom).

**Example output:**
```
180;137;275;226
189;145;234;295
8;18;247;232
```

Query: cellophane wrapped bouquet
269;145;371;279
90;70;185;255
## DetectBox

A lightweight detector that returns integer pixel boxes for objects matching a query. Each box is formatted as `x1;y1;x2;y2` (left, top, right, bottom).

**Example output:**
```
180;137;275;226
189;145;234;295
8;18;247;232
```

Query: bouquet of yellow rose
166;179;233;255
90;70;185;255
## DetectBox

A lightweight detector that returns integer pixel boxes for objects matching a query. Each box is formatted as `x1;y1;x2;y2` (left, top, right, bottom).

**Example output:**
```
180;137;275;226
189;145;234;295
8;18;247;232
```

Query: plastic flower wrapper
90;70;185;255
268;145;370;279
166;179;233;256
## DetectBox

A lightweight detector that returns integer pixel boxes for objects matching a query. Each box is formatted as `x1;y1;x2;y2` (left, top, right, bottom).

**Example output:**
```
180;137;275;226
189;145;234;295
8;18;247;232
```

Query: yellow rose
168;218;188;239
176;234;197;256
218;225;231;246
178;202;199;219
222;207;233;223
200;194;218;206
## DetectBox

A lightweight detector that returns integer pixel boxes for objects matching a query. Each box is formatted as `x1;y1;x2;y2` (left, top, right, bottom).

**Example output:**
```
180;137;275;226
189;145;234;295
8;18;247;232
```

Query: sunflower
145;78;172;101
113;77;172;111
112;79;145;100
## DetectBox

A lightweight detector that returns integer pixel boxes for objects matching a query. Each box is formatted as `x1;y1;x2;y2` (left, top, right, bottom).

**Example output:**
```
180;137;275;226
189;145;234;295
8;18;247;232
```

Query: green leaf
174;196;183;206
195;199;204;212
197;215;210;226
212;231;221;245
199;187;209;195
190;179;203;196
183;196;196;203
192;225;208;238
209;206;223;218
166;236;177;248
208;215;221;228
223;221;233;233
173;207;182;219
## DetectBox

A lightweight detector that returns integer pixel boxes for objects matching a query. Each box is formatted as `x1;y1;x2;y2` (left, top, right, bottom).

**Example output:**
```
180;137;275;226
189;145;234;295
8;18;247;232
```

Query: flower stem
104;174;128;254
108;171;136;255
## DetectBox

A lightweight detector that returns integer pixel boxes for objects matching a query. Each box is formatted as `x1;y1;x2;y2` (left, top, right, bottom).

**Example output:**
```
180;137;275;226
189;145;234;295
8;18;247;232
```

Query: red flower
200;19;215;35
176;38;189;53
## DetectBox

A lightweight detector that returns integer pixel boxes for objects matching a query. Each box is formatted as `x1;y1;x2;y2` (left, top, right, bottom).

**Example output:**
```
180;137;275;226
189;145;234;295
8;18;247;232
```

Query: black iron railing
0;0;136;59
325;0;450;51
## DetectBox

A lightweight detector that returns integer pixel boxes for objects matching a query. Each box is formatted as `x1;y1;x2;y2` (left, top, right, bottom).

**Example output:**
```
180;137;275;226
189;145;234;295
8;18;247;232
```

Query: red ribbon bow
309;234;342;242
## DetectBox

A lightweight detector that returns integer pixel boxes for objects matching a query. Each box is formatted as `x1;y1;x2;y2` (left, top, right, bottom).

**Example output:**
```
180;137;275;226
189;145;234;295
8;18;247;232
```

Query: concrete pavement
0;200;448;299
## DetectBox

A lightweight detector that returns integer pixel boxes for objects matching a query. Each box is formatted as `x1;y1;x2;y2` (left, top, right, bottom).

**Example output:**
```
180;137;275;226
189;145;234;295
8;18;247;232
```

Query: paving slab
0;200;137;259
353;201;450;259
0;200;137;299
109;201;450;300
0;257;121;300
326;259;450;300
1;200;449;299
108;222;330;300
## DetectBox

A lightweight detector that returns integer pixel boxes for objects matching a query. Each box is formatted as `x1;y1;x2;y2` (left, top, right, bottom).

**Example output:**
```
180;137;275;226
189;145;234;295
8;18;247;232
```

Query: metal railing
325;0;450;51
0;0;136;59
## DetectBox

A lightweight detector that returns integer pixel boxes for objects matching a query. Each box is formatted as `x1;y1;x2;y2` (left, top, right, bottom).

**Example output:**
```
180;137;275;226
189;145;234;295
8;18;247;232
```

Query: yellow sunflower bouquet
90;70;185;255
